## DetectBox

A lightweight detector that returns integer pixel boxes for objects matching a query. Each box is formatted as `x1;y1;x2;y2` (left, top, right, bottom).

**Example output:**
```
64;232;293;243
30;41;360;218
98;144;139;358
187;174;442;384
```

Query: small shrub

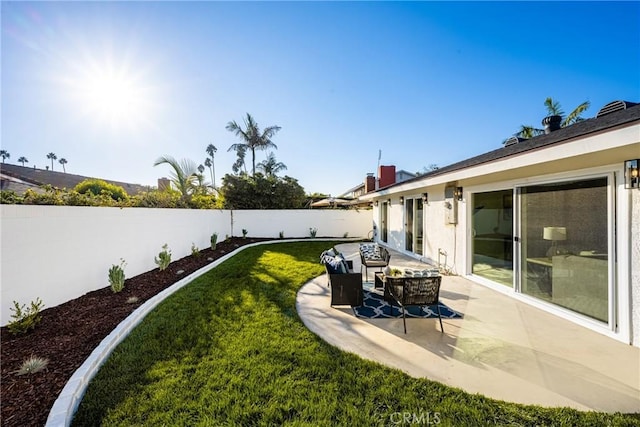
155;244;172;271
225;234;230;241
16;356;49;375
108;259;127;293
279;231;284;239
343;232;349;238
242;229;248;239
191;242;201;258
309;227;317;238
211;233;218;250
8;298;44;335
126;296;140;304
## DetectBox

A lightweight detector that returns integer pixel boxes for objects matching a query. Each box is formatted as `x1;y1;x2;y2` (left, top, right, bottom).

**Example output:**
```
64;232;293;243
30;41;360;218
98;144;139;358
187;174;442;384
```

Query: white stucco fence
0;205;372;325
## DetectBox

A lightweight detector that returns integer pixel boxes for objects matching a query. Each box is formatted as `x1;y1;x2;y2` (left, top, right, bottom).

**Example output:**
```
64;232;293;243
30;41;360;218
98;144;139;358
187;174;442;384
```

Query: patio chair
359;246;391;280
386;276;444;333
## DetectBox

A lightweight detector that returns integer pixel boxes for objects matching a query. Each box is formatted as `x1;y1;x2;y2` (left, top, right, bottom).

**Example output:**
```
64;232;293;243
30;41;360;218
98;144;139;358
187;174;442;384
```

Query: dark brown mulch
1;237;273;427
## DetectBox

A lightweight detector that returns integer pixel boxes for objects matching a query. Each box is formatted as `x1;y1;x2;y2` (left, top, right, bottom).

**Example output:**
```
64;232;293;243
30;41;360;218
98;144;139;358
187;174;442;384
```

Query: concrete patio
296;243;640;414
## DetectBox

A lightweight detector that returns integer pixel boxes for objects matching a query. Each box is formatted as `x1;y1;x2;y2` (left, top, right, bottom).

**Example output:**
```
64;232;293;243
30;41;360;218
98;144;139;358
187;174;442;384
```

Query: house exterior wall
0;205;369;325
368;121;640;346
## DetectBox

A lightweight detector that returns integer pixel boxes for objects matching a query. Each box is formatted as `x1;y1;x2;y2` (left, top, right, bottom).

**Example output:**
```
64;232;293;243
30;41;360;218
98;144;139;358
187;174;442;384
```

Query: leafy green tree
0;150;10;163
18;156;28;166
514;97;591;139
226;113;281;177
206;144;217;188
46;152;57;170
74;179;128;201
220;173;305;209
257;152;287;177
153;155;198;200
59;158;68;173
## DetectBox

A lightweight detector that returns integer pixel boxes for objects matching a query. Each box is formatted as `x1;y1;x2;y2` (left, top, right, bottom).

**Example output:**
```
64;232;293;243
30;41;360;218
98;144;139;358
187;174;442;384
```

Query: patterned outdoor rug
353;289;462;319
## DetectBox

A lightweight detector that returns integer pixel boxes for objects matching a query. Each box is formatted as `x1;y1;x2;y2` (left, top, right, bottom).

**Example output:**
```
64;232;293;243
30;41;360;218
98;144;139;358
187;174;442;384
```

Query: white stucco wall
0;206;370;325
231;209;371;239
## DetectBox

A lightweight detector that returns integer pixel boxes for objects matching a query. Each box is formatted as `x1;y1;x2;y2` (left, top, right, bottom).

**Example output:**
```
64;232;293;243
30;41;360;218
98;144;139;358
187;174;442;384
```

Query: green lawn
73;241;637;426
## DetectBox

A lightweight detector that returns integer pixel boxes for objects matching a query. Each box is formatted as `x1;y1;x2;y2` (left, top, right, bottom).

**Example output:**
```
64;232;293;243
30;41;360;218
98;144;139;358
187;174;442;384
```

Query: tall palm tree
0;150;10;163
47;152;57;171
226;113;281;176
257;152;287;177
18;156;28;166
206;143;217;188
59;158;68;173
231;145;247;175
198;164;205;174
153;155;198;199
514;97;591;139
204;158;213;187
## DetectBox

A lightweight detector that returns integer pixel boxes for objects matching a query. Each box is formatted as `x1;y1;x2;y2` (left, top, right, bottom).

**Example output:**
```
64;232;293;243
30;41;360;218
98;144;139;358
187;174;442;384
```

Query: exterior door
472;190;514;287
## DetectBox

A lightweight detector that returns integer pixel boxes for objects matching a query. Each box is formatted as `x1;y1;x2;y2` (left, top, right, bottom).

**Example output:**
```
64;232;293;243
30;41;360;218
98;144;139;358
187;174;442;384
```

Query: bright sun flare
68;55;156;131
79;70;147;127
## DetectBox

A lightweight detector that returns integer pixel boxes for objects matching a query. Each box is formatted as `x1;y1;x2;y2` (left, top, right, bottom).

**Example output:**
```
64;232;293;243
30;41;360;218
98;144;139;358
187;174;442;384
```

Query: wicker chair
359;246;391;280
386;276;443;333
324;260;363;307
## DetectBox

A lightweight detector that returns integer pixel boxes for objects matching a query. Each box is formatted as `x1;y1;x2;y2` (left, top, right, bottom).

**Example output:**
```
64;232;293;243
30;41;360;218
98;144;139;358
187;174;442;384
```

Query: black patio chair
359;246;390;280
386;276;443;333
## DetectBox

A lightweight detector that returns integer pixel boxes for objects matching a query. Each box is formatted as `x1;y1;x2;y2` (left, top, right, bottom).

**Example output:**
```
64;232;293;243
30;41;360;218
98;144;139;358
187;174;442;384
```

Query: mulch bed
1;237;273;427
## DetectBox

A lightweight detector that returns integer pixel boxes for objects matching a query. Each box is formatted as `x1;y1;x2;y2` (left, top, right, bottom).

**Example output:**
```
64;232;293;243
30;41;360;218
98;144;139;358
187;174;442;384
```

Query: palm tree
226;113;281;176
0;150;10;163
206;144;217;188
514;97;591;139
198;164;205;174
153;155;198;199
18;156;28;166
59;158;68;173
231;145;247;175
257;152;287;177
47;152;57;171
191;173;209;196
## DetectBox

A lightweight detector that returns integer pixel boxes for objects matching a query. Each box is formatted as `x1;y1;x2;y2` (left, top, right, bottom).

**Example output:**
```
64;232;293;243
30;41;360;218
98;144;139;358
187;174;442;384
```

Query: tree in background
74;179;128;201
59;158;68;173
226;113;281;177
0;150;10;163
153;155;198;200
257;152;287;177
231;145;247;175
205;143;217;188
514;97;591;139
47;153;57;171
18;156;28;166
220;173;305;209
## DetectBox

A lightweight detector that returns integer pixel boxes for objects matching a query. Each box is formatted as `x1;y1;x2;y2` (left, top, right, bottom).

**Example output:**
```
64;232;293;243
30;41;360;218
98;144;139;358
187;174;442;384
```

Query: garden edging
45;238;343;427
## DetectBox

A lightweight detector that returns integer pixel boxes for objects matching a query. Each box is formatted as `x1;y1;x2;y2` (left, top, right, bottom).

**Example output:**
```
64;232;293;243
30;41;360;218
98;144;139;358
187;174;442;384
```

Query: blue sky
2;1;639;197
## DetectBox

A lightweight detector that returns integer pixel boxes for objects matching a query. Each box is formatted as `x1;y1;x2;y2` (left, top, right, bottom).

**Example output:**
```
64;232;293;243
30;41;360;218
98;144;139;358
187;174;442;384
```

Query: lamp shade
543;226;566;241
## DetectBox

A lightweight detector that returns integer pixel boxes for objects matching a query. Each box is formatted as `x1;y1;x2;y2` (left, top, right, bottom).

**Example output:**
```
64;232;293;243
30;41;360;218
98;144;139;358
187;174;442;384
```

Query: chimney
542;115;562;134
378;165;396;188
158;177;171;191
365;173;376;193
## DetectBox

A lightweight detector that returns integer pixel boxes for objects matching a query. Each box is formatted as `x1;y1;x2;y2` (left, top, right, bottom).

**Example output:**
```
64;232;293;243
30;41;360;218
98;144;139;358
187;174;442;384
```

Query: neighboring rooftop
0;163;152;196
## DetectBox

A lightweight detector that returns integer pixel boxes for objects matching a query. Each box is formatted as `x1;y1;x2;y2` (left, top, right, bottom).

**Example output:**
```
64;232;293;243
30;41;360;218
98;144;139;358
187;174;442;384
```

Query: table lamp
543;226;566;256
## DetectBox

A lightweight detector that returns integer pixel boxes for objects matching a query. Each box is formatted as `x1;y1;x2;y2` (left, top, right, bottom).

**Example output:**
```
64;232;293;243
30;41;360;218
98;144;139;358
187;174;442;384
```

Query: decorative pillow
333;255;348;274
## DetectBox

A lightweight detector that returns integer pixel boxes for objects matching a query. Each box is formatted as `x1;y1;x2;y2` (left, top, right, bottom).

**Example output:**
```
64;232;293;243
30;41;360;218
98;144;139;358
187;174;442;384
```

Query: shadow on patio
296;243;640;413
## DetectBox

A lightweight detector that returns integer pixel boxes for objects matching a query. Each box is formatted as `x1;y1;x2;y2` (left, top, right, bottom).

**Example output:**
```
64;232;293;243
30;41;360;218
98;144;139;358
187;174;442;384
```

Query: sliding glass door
519;177;609;322
404;197;424;255
472;190;513;286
